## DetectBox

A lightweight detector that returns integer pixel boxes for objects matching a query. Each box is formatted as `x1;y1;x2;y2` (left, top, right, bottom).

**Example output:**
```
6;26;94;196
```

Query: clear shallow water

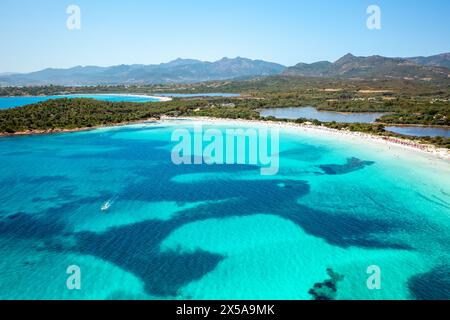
0;121;449;300
260;107;387;123
386;126;450;138
0;94;162;109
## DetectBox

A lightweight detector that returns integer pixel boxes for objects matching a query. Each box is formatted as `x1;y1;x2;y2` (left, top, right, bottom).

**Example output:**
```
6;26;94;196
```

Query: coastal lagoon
386;126;450;138
158;93;241;98
0;93;240;109
260;107;387;123
0;94;163;109
0;120;449;300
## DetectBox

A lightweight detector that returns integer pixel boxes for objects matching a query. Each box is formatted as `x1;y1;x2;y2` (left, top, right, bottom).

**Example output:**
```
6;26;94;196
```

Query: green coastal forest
0;76;449;148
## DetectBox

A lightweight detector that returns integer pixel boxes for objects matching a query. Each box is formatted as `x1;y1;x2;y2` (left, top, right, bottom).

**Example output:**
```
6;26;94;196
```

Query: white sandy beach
160;116;450;162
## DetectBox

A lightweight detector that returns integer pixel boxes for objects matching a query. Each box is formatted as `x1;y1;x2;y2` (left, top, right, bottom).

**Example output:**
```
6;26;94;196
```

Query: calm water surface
386;126;450;138
0;121;448;300
157;93;240;98
0;93;240;109
260;107;387;123
0;94;162;109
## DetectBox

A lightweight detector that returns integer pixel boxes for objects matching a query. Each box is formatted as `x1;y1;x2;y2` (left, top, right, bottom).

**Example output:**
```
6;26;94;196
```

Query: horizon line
2;51;450;75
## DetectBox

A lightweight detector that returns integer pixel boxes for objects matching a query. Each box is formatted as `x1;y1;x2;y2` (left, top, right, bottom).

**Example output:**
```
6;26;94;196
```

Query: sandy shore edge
1;115;448;161
0;118;160;137
160;116;450;161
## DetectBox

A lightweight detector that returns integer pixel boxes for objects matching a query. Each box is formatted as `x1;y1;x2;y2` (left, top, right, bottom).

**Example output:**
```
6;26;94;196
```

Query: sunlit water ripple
0;121;449;300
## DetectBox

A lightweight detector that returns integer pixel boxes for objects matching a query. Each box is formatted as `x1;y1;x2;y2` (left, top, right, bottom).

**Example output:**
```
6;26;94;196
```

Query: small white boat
101;201;111;212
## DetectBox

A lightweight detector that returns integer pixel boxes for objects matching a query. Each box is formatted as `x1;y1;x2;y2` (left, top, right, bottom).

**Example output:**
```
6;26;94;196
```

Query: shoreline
0;118;160;138
259;106;390;116
77;93;173;102
160;116;450;161
0;93;173;102
380;123;450;129
1;115;449;161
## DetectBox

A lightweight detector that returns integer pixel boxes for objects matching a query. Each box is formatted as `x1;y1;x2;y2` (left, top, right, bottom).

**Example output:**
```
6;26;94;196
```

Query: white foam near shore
159;116;450;162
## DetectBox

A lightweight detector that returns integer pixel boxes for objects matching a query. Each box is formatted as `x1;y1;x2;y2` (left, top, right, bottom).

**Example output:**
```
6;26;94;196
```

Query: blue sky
1;0;450;72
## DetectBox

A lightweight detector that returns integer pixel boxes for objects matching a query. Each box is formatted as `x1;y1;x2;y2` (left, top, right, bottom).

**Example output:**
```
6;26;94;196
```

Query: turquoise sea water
0;94;162;109
0;93;241;109
0;121;449;300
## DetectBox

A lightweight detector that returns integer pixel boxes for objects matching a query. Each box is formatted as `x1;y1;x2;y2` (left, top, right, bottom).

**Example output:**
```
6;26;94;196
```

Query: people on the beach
382;136;429;151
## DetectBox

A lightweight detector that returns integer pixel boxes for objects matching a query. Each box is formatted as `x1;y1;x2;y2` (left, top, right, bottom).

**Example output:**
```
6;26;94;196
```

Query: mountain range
283;53;450;80
0;57;285;86
405;53;450;69
1;53;449;86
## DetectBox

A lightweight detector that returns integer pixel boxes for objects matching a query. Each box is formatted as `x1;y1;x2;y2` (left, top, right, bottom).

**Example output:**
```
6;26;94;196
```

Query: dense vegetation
0;75;449;147
2;75;448;126
1;97;449;148
0;98;206;133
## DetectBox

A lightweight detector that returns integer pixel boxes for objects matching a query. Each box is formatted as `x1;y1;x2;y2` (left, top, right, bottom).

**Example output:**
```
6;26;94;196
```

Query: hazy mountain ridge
283;53;450;80
405;53;450;69
0;57;286;86
2;53;450;86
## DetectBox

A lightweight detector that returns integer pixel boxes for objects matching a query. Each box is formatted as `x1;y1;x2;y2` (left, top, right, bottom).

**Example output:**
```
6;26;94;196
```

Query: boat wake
101;201;111;212
101;196;118;212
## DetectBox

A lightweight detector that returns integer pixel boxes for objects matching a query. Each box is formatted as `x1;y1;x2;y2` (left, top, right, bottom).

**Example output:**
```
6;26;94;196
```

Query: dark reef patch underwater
319;157;375;175
308;268;345;300
0;122;449;299
408;265;450;300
